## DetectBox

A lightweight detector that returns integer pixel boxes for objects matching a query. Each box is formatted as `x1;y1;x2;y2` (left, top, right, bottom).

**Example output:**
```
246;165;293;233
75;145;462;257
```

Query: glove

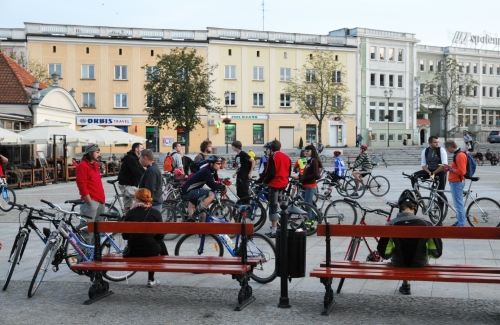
442;164;451;172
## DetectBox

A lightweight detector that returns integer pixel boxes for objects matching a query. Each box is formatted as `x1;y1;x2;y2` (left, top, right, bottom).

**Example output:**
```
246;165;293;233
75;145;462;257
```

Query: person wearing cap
76;144;105;220
349;144;372;196
377;190;443;295
138;149;163;212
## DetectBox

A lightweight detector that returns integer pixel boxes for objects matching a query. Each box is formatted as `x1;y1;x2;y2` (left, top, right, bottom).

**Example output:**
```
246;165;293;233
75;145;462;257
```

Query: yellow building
23;23;357;154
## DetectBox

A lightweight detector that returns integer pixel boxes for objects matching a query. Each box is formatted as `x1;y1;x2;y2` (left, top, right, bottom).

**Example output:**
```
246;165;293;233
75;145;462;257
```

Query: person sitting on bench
377;190;443;295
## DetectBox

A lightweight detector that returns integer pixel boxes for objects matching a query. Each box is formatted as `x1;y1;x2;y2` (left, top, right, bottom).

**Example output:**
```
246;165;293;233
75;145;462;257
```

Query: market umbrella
19;120;96;145
78;125;133;145
0;127;23;144
104;126;146;144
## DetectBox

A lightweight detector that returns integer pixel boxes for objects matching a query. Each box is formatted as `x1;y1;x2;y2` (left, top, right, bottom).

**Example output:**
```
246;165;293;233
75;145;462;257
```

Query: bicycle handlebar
40;199;92;219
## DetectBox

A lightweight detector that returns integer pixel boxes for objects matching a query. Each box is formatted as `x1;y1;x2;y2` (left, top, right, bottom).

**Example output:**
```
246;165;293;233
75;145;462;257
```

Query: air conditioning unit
208;119;216;126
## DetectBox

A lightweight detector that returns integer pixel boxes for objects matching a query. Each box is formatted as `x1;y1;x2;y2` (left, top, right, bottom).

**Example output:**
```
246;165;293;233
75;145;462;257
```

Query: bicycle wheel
320;155;327;163
368;176;390;197
467;197;500;227
0;187;16;212
104;202;121;217
236;197;267;231
102;235;137;281
345;178;366;198
337;237;360;294
324;200;357;225
288;201;322;236
336;177;352;197
161;201;183;241
174;234;224;257
246;233;276;284
417;196;443;225
3;232;27;291
209;199;236;223
314;179;331;203
64;224;91;274
28;240;57;297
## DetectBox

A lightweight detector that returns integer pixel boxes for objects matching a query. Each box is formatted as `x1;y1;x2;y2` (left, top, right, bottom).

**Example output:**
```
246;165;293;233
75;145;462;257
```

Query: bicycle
235;181;268;231
344;168;390;198
174;203;277;284
402;172;445;223
371;153;388;168
0;176;16;212
104;179;127;217
27;199;134;298
314;169;360;201
314;181;358;225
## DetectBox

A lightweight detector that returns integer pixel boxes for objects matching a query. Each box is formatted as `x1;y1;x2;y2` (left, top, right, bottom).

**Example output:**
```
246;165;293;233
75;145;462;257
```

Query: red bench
310;224;500;316
71;221;260;311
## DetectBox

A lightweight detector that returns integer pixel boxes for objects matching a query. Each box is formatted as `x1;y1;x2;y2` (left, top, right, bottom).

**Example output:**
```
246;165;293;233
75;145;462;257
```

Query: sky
0;0;499;46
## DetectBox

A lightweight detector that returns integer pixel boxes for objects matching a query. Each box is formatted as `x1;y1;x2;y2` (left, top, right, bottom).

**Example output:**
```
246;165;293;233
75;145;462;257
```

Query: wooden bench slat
88;221;254;235
317;224;500;240
102;254;264;266
310;267;500;283
71;261;252;274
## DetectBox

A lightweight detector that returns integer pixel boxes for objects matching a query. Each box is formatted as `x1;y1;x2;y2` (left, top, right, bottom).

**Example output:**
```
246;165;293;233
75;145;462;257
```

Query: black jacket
118;150;144;186
181;165;225;194
138;163;163;206
122;207;164;257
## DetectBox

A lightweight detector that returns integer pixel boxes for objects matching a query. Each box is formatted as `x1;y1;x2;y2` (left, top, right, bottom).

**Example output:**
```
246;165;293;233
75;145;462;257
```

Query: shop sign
77;116;132;126
452;31;500;46
225;115;268;120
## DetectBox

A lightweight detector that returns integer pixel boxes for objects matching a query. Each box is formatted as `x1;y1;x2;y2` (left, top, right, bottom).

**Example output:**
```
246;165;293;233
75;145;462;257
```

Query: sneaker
352;191;359;197
147;279;160;288
304;220;316;230
399;283;411;295
265;232;277;239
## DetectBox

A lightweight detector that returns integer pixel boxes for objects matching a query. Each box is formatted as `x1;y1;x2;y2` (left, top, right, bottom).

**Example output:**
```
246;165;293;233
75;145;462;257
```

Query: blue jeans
304;187;317;222
449;181;466;226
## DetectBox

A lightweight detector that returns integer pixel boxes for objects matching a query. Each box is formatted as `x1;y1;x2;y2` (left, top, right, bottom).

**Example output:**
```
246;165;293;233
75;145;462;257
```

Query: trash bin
276;229;307;278
212;147;218;154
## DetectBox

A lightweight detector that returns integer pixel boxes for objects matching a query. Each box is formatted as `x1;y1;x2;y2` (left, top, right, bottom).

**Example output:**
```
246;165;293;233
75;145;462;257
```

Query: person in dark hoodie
118;143;145;213
377;190;443;295
138;149;163;212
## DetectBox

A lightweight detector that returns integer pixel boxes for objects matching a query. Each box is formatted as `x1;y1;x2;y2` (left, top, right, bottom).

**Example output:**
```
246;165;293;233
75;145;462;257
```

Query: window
145;66;158;81
473;63;478;74
332;96;342;107
150;50;154;56
466;86;470;96
225;92;236;106
389;75;394;87
53;46;56;53
228;49;232;56
86;47;89;54
459;85;463;96
253;93;264;106
119;49;122;55
379;47;385;60
114;94;128;108
332;70;342;83
177;67;189;81
257;51;260;57
458;62;463;73
378;102;385;122
225;124;236;144
224;65;236;79
388;48;394;61
379;74;385;87
388;134;395;141
438;61;442;72
306;94;316;107
388;103;394;122
482;86;486;97
398;49;403;62
280;94;291;107
497;65;500;75
370;102;376;121
420;84;425;95
474;86;478;97
466;62;470;74
309;54;313;60
306;69;317;82
306;125;316;144
146;94;155;108
490;87;494;97
429;85;434;95
335;55;338;61
398;75;403;88
370;73;376;86
48;63;62;77
81;64;95;79
280;68;291;81
490;64;494;75
284;52;287;59
437;85;442;96
253;67;264;80
483;64;487;74
397;103;403;122
253;124;264;144
497;87;500;98
429;61;434;72
82;93;95;107
420;60;425;72
370;46;376;59
380;134;386;141
114;65;128;80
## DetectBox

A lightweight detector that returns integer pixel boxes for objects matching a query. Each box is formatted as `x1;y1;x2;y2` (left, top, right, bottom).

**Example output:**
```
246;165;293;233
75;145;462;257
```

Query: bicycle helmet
300;150;306;158
263;141;272;149
205;154;222;163
334;150;341;156
397;189;419;213
360;144;368;150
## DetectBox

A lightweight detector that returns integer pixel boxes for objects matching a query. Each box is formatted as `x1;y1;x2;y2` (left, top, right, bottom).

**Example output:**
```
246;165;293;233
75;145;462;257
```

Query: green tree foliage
284;51;351;143
143;48;221;153
421;58;478;139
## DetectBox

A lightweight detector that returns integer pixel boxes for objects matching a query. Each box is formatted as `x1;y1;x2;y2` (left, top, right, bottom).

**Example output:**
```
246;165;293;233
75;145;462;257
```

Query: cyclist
329;150;346;184
377;190;443;295
181;154;226;220
348;144;372;196
293;150;307;175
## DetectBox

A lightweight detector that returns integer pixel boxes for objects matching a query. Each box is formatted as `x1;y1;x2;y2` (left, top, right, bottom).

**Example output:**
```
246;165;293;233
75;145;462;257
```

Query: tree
143;48;221;153
284;51;351;144
420;58;478;140
5;50;53;86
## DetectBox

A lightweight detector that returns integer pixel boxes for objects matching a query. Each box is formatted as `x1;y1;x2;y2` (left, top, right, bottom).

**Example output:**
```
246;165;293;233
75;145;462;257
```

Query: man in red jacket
76;144;105;221
260;140;291;238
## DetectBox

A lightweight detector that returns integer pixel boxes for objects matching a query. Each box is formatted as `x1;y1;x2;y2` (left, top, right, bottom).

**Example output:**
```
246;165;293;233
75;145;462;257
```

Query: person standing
193;140;212;164
316;141;324;154
118;142;145;214
299;145;322;230
443;140;467;226
258;144;270;177
463;133;473;150
231;141;255;201
357;134;364;147
76;144;105;220
138;149;163;212
168;142;184;171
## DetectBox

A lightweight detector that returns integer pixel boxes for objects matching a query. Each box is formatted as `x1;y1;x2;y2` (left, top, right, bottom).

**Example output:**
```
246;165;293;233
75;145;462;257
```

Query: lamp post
50;134;67;183
224;91;230;154
384;89;393;147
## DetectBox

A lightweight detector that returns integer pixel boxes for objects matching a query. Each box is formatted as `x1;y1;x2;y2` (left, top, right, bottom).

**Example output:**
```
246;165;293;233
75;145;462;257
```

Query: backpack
190;153;206;173
163;152;178;172
453;150;477;178
182;155;193;175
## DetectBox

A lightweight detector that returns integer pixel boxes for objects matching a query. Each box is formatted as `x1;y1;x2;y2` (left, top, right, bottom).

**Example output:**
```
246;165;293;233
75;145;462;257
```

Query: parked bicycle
371;153;388;168
0;176;16;212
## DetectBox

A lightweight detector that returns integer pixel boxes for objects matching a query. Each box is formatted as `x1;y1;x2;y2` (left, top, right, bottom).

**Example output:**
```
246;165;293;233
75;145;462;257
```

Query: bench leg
233;273;255;311
320;277;335;316
83;272;114;305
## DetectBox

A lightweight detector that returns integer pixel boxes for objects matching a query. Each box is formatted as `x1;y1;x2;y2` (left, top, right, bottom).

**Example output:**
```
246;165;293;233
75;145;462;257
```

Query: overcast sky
1;0;499;46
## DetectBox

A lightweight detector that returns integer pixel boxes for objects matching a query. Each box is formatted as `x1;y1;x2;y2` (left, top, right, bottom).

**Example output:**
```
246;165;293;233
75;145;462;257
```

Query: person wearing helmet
181;154;226;220
76;144;105;221
349;144;372;196
330;150;346;183
258;143;271;177
377;190;443;295
293;150;307;175
231;141;255;202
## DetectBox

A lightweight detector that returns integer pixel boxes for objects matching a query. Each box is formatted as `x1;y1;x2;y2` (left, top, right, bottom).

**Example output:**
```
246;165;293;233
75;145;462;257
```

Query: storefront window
146;126;159;152
176;127;187;146
253;124;264;144
306;124;316;144
225;124;236;144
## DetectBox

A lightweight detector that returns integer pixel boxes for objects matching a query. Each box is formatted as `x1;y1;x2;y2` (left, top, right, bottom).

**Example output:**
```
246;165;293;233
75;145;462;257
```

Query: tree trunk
444;112;448;141
185;130;190;154
317;120;323;145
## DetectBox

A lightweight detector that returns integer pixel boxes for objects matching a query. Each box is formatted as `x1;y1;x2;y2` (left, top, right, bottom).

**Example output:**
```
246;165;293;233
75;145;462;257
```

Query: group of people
472;149;498;166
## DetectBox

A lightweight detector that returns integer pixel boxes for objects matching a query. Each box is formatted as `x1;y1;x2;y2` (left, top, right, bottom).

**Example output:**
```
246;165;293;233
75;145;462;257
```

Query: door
420;129;426;145
328;125;338;146
279;127;294;149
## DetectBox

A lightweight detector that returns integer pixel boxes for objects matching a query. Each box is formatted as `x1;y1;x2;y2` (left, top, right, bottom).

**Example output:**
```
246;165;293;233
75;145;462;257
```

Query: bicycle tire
174;234;224;257
161;201;183;241
64;224;91;274
417;196;443;225
247;233;276;284
336;177;353;197
104;202;121;218
0;187;16;212
209;199;236;223
28;240;57;298
236;196;267;231
314;179;332;203
288;201;322;236
3;232;27;291
345;178;366;198
102;235;137;281
324;200;357;225
320;155;327;163
368;176;390;197
466;197;500;227
337;237;360;294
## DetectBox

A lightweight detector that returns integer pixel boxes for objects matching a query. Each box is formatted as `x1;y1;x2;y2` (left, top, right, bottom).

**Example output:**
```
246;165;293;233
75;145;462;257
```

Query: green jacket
352;151;372;171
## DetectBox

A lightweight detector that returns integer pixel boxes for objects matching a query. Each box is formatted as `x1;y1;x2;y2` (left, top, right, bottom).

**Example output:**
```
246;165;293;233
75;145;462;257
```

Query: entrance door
420;129;426;145
279;127;294;149
328;125;338;146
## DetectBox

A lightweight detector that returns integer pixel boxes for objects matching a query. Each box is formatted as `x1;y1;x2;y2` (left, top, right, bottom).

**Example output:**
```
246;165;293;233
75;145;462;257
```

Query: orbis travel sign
77;117;132;126
452;31;500;46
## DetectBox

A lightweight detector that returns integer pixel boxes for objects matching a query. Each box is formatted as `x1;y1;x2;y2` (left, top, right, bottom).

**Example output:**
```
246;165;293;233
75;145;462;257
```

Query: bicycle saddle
106;179;119;184
65;199;84;205
100;211;120;219
465;176;480;182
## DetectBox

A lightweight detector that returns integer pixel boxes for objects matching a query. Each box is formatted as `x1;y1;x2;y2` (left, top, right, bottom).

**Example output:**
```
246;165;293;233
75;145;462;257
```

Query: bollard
277;201;291;308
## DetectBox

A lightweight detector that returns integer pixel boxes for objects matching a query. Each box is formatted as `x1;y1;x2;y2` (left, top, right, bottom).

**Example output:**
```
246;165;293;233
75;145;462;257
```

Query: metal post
384;89;393;147
278;201;291;308
224;91;230;154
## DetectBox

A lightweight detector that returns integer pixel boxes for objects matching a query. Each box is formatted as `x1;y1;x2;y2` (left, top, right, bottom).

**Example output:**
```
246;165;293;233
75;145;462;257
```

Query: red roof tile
417;118;430;125
0;52;48;104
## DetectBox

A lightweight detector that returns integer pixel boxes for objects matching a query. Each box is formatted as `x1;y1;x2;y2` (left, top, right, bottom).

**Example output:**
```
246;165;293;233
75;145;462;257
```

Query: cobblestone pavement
1;164;500;324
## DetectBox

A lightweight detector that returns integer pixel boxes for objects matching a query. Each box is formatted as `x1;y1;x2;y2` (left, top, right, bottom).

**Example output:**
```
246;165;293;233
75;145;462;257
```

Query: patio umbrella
78;125;134;145
19;120;96;145
104;126;146;144
0;127;23;144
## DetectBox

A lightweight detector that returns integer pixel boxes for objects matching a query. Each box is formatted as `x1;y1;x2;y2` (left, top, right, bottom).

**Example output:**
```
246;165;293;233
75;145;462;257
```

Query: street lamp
384;89;393;147
49;134;67;183
224;91;230;154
